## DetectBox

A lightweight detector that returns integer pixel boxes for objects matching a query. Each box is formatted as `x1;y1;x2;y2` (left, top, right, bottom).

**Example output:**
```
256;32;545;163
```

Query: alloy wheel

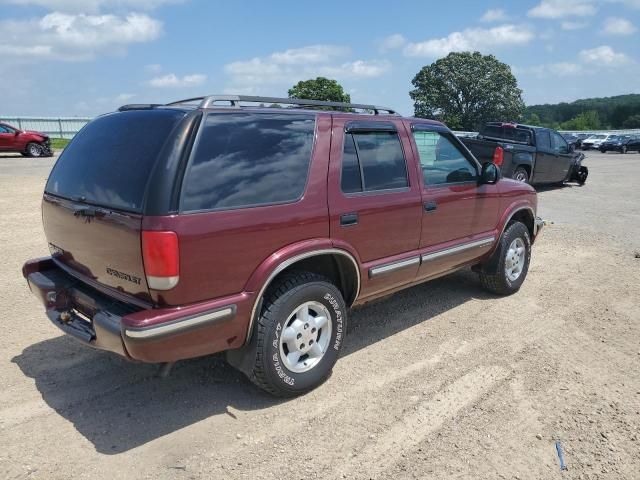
505;238;526;282
28;144;42;157
279;301;332;373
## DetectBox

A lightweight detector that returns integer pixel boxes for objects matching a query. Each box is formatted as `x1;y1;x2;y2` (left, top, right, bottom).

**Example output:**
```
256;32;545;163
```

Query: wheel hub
279;301;332;373
505;238;526;282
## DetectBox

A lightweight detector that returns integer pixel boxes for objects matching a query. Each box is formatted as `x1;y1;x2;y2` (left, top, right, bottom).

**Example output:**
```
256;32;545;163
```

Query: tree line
287;52;639;131
523;94;640;130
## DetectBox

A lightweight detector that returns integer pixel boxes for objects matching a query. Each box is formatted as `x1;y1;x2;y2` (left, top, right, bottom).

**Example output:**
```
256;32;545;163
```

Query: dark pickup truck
461;122;588;185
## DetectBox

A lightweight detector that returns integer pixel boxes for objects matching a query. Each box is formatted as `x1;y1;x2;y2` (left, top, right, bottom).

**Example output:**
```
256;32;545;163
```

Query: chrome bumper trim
124;306;236;339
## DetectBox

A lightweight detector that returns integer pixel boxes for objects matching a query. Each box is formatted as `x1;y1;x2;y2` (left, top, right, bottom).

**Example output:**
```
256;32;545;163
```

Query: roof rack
165;95;398;115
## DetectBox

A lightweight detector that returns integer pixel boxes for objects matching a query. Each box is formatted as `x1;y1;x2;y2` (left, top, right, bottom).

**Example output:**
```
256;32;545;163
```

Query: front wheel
576;165;588;185
25;142;43;158
249;272;347;397
479;222;531;295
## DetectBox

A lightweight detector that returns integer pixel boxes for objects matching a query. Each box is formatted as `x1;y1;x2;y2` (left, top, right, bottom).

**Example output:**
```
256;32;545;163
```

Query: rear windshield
480;125;532;144
45;109;185;212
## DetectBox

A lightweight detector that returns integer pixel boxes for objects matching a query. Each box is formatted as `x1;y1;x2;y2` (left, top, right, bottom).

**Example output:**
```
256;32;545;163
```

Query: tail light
493;146;504;167
142;231;179;290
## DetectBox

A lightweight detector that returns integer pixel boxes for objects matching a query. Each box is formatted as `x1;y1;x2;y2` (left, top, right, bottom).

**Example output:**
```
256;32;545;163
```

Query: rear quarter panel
143;115;332;307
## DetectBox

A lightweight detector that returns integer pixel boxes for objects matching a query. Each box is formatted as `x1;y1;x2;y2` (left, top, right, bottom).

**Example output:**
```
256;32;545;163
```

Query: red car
0;122;53;157
23;95;544;396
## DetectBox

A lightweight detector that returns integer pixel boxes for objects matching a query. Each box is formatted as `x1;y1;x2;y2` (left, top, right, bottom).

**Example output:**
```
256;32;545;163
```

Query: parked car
23;95;544;397
561;132;591;149
599;134;640;154
0;122;53;157
581;134;614;150
625;136;640;153
461;122;588;185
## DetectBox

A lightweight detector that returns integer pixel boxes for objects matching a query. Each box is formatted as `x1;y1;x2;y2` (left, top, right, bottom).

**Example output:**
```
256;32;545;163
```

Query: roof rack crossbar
166;95;397;115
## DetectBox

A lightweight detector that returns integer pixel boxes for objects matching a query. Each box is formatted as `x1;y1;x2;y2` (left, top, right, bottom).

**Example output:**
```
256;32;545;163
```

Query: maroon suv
0;122;53;157
23;95;544;396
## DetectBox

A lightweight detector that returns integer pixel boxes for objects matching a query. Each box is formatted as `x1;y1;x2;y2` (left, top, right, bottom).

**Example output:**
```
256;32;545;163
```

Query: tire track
335;365;510;479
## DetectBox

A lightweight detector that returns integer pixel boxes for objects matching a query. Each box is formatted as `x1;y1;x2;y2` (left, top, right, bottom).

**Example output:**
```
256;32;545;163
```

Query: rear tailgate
460;137;499;164
43;194;149;300
42;108;188;303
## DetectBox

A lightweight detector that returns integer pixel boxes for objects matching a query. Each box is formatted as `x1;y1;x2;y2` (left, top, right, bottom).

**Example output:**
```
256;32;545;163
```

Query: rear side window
181;113;315;212
481;125;532;144
45;110;185;212
340;131;408;193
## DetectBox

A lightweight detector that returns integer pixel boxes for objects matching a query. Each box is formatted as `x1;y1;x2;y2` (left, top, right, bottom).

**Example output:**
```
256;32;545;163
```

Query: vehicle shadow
12;269;491;454
535;183;584;193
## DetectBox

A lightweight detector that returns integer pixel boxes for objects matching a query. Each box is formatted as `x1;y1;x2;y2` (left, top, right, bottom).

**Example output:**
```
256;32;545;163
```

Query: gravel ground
0;151;639;480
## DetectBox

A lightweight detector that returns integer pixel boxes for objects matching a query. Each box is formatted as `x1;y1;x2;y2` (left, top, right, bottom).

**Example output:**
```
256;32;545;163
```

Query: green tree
288;77;351;104
524;112;542;126
410;52;524;131
622;114;640;129
559;110;601;130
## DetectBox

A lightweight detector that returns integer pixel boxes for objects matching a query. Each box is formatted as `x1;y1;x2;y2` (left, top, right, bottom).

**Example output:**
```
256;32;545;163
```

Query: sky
1;0;639;117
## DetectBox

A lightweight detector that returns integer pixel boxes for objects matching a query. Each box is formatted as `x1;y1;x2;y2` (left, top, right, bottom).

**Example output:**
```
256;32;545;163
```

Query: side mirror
480;162;500;185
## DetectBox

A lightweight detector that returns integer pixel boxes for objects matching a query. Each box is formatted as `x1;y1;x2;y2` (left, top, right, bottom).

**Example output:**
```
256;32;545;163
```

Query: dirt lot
1;151;639;480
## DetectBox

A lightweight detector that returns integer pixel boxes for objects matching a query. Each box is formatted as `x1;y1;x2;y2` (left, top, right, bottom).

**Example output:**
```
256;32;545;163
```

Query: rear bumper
23;257;250;363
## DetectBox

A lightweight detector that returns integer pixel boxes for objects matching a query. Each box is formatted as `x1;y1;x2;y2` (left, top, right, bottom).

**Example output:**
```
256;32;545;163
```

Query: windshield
590;135;606;140
45;109;185;213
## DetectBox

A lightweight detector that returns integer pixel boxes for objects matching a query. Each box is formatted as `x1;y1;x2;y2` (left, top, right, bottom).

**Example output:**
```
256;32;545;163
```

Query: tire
250;272;347;397
512;167;530;184
25;142;42;158
576;166;588;185
479;222;531;295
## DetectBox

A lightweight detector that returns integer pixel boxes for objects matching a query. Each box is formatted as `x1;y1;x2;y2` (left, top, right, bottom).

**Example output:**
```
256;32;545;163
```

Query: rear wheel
25;142;43;158
512;167;530;184
479;222;531;295
249;272;347;397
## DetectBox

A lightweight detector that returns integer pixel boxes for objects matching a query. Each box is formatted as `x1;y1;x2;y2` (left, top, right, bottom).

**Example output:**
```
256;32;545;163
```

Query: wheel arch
500;205;535;240
475;206;535;276
244;247;361;344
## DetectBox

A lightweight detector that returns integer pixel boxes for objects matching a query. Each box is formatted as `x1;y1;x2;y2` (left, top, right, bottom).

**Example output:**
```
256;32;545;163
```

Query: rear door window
45;109;185;213
181;113;316;212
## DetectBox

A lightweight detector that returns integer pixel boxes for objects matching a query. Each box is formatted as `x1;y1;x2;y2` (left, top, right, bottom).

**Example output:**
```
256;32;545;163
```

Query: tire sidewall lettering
266;284;346;390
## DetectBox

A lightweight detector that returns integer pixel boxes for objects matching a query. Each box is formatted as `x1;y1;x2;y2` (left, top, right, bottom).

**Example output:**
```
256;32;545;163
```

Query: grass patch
50;138;70;150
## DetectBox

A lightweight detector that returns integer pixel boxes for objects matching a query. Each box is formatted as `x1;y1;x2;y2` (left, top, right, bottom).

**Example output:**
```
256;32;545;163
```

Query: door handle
423;200;437;212
340;213;359;226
